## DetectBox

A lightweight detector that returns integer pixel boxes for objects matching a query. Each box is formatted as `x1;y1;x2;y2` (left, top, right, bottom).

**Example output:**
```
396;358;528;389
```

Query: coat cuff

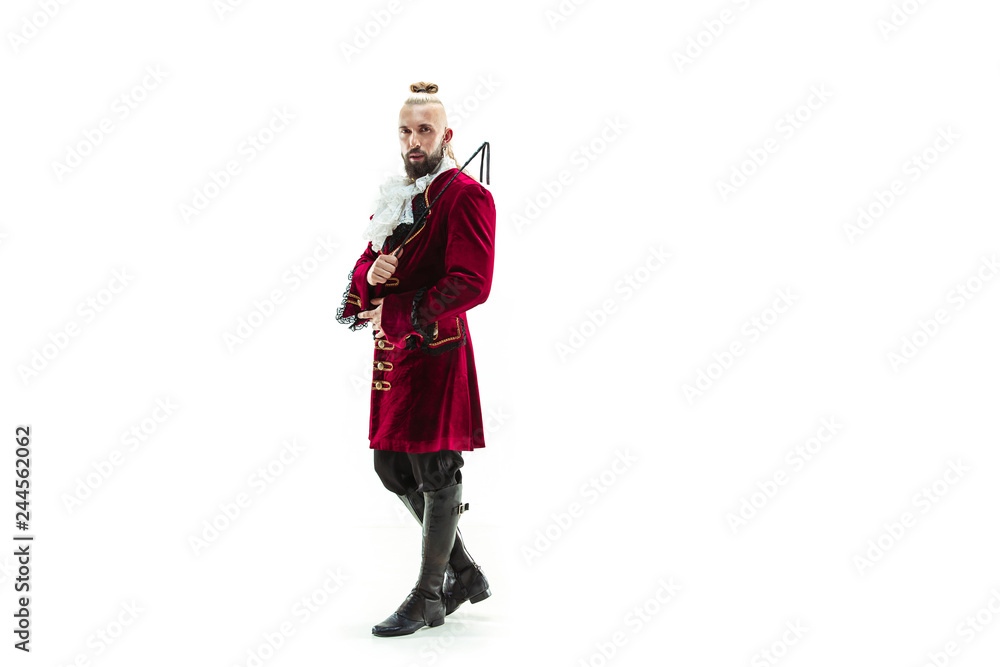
378;286;468;354
335;264;374;331
378;286;433;348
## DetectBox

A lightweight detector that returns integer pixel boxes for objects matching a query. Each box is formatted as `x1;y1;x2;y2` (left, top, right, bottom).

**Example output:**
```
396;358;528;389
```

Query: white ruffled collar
362;154;458;252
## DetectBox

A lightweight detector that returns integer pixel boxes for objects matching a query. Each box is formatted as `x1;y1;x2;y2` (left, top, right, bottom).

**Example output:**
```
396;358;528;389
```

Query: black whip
390;141;490;257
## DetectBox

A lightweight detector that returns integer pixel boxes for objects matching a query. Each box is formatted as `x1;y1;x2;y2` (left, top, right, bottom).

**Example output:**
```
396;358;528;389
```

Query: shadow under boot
372;483;464;637
397;486;491;615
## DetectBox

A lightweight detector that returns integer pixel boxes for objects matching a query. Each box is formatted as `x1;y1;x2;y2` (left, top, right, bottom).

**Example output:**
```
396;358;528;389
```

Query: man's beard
403;141;446;180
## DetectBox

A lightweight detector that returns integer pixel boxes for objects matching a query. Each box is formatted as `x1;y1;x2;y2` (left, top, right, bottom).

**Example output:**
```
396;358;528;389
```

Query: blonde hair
404;81;462;169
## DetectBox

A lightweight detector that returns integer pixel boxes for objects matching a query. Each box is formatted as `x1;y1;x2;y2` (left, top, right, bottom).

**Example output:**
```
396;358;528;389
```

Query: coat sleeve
378;183;496;351
335;239;378;331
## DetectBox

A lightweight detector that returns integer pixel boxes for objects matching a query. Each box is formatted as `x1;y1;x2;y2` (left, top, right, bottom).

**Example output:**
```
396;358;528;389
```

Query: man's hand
367;251;401;286
358;297;385;338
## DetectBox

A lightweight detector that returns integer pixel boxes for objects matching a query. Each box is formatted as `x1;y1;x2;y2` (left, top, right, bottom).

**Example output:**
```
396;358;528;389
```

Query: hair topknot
409;81;439;94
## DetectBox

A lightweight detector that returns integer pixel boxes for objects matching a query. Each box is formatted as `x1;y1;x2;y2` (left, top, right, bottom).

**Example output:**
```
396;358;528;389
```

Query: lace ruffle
335;267;369;331
362;155;457;252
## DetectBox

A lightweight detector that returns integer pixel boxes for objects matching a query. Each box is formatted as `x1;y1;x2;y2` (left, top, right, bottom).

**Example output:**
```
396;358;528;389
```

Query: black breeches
373;449;464;494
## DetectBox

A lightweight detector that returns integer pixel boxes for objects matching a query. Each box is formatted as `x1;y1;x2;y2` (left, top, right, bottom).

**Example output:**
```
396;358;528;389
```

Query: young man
335;81;495;637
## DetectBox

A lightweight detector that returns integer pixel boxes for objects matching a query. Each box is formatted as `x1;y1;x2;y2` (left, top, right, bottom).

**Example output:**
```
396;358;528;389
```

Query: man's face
399;104;452;180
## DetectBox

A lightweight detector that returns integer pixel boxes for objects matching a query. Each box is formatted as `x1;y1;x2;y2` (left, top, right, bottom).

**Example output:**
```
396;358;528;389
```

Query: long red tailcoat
336;168;496;453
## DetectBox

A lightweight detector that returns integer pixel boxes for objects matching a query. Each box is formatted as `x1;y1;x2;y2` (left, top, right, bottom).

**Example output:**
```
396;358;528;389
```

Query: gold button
377;340;385;349
375;381;382;389
377;362;384;370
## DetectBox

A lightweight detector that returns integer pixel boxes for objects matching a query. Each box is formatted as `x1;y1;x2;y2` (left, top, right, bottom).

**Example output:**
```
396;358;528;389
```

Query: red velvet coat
336;168;496;453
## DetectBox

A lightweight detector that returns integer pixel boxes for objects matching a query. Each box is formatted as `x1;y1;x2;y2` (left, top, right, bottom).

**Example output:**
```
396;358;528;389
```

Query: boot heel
470;588;491;604
429;617;445;628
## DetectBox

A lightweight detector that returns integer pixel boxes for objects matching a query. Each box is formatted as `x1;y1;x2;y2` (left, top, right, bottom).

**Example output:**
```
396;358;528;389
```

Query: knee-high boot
372;483;465;637
396;487;491;615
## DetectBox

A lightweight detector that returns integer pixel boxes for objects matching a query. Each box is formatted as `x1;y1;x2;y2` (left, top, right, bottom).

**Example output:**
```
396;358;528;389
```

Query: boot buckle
452;502;469;516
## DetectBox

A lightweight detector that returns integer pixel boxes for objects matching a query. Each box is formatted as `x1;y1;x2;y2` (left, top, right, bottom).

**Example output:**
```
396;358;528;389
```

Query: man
335;81;495;637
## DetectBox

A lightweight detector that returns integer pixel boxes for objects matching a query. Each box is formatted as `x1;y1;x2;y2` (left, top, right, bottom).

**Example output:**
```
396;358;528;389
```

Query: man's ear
444;127;453;143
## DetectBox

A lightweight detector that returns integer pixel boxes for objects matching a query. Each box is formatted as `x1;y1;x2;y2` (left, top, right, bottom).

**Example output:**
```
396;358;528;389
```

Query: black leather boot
396;490;459;609
397;487;491;615
372;483;464;637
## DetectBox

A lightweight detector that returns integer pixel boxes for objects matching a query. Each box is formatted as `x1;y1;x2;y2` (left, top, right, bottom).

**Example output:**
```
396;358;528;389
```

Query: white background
2;0;999;665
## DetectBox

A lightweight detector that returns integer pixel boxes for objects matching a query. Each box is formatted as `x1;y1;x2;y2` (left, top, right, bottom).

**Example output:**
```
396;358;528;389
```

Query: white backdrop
2;0;999;665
